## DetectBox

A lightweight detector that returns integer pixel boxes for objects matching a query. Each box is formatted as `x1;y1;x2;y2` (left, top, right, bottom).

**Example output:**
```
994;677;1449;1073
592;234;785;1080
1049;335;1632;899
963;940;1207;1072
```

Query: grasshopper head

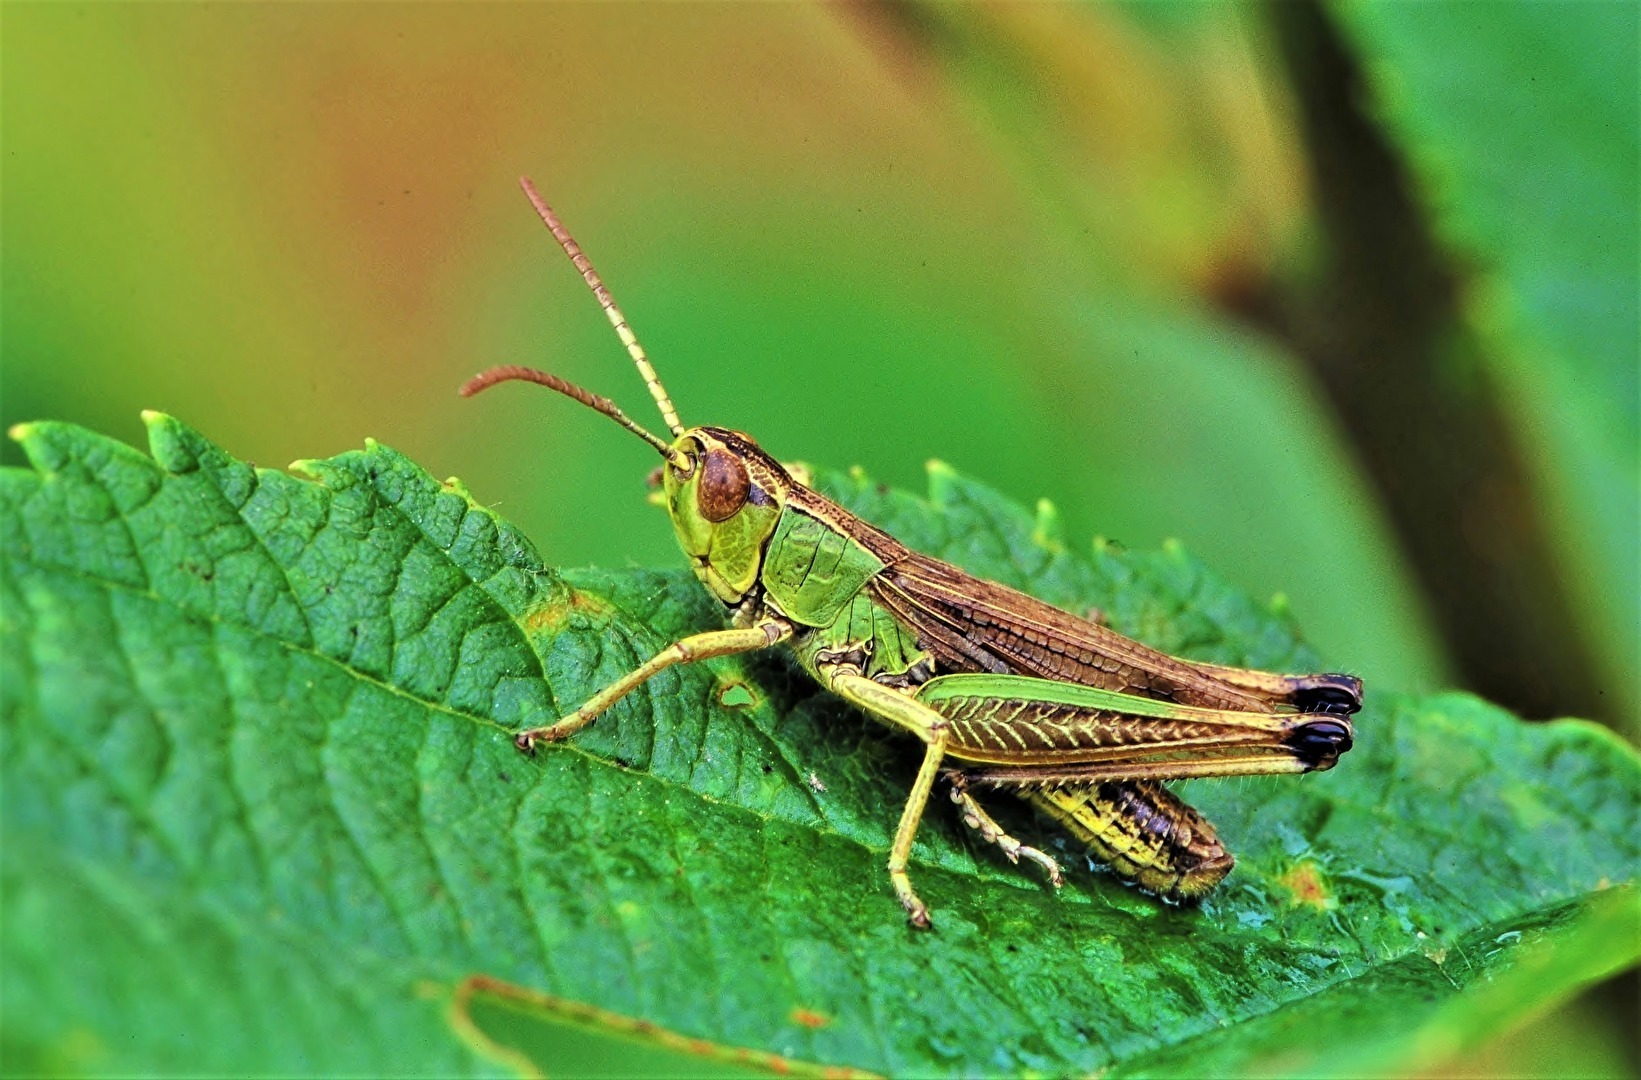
662;427;787;604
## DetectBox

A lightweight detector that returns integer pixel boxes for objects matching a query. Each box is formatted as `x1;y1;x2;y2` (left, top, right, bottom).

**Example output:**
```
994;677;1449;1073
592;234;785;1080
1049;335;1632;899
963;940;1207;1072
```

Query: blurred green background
3;2;1635;1075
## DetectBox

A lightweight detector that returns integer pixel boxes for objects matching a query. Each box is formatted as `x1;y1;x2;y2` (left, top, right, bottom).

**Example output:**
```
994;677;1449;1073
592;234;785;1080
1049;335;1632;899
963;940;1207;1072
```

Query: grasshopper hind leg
946;774;1064;888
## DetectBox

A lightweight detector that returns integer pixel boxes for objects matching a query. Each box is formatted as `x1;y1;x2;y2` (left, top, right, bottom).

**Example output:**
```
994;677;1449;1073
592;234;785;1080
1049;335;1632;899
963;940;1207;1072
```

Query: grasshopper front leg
515;620;790;752
821;668;963;929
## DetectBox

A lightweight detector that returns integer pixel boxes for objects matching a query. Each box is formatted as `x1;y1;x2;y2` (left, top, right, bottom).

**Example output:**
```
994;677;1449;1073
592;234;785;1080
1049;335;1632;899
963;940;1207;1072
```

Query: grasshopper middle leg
824;668;970;928
887;732;950;928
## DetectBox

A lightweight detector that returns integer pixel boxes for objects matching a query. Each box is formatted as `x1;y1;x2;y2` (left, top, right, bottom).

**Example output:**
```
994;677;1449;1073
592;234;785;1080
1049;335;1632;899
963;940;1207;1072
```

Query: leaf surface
2;416;1636;1076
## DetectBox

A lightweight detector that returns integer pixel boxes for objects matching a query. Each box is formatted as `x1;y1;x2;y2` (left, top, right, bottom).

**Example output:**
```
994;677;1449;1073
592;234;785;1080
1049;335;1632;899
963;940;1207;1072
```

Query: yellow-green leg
515;621;789;752
824;668;956;928
886;732;949;927
948;777;1064;887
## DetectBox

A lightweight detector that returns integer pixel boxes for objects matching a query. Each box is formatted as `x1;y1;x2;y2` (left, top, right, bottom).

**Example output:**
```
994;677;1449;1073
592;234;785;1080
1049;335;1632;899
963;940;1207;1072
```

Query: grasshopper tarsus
1012;841;1065;888
514;714;586;750
891;871;933;929
1004;841;1066;889
470;180;1360;923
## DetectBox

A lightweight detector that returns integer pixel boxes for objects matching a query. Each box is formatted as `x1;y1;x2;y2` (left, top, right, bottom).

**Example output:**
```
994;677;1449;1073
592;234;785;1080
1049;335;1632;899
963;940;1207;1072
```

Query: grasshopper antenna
459;366;678;461
517;176;685;437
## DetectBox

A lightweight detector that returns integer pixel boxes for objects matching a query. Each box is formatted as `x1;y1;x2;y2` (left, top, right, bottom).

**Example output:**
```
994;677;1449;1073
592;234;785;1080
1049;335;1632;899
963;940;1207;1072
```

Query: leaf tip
781;459;813;487
7;421;34;444
926;459;956;506
139;410;180;451
1032;498;1065;551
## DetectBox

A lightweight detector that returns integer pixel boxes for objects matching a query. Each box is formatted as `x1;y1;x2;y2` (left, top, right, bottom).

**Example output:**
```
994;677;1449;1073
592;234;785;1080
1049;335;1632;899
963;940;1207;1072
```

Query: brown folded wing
871;550;1278;712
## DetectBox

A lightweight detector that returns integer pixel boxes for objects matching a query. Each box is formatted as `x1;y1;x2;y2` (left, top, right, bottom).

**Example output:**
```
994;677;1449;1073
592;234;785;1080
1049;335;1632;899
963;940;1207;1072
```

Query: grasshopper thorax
662;427;789;605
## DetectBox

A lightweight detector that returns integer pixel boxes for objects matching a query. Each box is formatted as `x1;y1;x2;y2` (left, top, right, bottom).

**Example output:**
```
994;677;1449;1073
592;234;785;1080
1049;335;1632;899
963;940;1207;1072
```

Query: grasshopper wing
872;551;1361;713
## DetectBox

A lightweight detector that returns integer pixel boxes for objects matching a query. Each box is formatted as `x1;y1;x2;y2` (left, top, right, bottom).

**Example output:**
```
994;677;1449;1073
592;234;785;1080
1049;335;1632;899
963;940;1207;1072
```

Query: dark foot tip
1285;717;1354;767
1293;676;1363;715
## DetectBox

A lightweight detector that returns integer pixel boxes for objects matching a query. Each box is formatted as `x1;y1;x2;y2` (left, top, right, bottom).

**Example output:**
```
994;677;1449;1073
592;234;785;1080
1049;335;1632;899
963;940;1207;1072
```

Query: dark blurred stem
1248;7;1636;1065
1242;2;1611;728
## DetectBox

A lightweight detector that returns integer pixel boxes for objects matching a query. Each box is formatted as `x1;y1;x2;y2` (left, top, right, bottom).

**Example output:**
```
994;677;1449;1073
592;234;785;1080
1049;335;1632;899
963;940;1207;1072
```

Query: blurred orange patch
789;1006;831;1030
1277;860;1336;910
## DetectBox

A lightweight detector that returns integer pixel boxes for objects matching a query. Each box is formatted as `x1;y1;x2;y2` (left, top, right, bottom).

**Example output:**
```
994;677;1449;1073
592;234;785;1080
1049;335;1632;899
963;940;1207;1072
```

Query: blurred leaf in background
2;1;1635;1076
0;1;1443;700
1328;0;1638;732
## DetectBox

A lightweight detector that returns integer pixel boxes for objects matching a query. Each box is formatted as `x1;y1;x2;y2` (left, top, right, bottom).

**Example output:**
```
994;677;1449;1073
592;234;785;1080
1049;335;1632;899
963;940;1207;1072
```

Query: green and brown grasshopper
465;178;1361;928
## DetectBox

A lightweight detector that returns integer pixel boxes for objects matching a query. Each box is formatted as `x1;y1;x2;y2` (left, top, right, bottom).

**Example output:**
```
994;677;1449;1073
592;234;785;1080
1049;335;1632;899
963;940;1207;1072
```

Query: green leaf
3;416;1636;1076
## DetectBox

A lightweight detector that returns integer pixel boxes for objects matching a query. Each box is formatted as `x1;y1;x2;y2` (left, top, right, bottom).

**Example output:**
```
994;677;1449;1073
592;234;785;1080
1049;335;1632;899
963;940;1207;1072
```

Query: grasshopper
465;177;1361;928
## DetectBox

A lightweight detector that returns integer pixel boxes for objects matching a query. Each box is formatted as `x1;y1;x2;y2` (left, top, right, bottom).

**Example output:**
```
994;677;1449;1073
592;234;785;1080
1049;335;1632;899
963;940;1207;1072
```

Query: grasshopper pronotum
465;178;1360;928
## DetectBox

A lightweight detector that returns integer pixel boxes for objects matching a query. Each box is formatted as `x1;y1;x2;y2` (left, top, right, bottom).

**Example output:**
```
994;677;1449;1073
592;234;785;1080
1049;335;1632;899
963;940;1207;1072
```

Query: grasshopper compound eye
697;448;750;522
